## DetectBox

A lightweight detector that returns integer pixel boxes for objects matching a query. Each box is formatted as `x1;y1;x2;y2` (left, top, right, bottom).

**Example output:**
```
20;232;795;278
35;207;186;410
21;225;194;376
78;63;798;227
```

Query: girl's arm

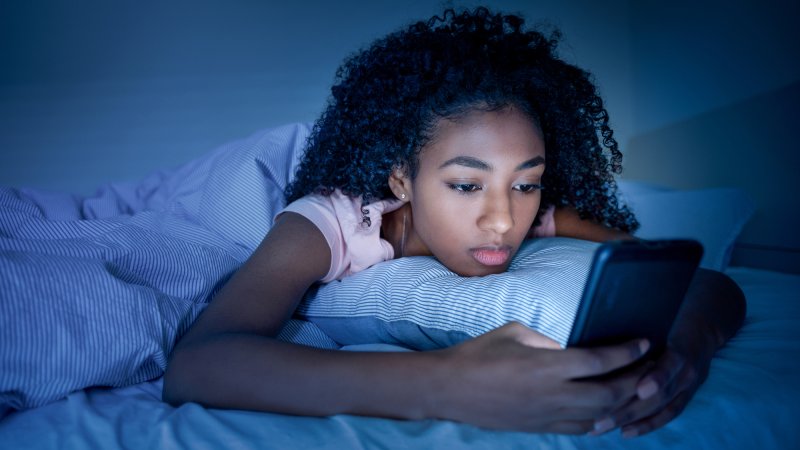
555;206;748;436
163;212;651;432
594;268;746;437
553;206;634;242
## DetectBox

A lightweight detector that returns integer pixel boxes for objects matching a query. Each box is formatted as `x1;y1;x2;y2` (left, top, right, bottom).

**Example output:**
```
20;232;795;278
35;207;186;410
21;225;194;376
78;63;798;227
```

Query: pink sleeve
529;205;556;238
277;194;345;282
276;191;397;283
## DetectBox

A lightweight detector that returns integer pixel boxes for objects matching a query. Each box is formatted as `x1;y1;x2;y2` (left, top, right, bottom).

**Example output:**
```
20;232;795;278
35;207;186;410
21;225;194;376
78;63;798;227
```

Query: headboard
623;80;800;274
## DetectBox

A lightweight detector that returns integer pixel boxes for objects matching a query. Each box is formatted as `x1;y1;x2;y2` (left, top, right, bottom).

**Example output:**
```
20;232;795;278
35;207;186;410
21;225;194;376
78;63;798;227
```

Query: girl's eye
514;184;543;193
448;183;482;193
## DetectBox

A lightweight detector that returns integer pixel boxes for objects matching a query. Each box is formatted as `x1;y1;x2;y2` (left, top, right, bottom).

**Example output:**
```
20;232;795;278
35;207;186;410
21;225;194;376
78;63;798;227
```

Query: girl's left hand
589;267;745;438
590;336;714;438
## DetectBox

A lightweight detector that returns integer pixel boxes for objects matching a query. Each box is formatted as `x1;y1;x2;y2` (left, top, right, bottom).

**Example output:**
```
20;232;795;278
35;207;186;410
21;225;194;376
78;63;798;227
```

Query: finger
544;406;615;422
503;322;562;349
637;351;685;400
569;365;646;413
585;360;662;433
600;360;695;431
599;357;701;432
620;390;692;438
565;339;650;379
557;382;631;410
595;392;659;433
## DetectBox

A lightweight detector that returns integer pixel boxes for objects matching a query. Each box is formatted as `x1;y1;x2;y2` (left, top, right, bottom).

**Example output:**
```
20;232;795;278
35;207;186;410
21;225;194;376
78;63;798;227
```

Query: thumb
502;322;562;350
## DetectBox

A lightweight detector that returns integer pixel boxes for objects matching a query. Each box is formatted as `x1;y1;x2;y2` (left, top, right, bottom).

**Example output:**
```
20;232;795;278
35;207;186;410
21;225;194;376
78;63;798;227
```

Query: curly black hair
285;6;639;232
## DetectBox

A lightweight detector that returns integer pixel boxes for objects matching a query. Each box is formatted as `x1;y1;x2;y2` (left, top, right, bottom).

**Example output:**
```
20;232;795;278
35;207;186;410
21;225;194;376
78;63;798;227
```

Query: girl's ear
387;167;412;201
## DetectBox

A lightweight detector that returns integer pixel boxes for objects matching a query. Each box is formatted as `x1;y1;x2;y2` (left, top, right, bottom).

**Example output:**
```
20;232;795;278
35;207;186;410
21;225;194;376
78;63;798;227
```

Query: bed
1;123;799;449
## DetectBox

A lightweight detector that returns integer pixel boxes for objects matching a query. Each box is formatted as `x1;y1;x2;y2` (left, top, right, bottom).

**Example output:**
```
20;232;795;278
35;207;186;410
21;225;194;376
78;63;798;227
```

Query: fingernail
638;339;650;356
594;417;615;434
638;380;658;399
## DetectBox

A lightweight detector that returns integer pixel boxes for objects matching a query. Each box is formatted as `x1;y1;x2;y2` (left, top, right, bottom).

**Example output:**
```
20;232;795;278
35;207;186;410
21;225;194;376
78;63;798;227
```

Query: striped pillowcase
297;237;598;349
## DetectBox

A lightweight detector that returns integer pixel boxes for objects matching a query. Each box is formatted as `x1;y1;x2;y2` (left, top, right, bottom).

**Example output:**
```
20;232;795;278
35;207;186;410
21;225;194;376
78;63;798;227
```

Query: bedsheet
1;267;798;449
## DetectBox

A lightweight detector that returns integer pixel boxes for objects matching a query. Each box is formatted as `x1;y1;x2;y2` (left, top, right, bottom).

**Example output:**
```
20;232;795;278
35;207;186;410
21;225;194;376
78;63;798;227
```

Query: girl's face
394;106;546;277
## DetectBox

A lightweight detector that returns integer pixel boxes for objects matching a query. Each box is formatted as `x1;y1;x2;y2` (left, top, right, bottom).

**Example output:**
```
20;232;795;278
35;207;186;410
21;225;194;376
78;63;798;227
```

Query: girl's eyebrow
438;155;545;171
516;156;546;170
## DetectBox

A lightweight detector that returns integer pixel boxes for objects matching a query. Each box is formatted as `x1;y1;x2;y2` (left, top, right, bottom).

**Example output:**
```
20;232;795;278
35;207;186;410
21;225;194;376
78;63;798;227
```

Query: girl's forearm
163;323;654;432
163;334;441;420
671;268;746;352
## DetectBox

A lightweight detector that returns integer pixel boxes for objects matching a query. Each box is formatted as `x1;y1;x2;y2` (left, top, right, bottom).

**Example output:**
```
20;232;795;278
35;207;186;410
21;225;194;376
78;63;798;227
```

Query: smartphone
566;239;703;353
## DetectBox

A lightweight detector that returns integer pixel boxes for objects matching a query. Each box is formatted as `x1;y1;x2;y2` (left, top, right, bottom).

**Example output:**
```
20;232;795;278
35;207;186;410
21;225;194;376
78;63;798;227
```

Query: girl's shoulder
279;190;403;282
282;190;402;231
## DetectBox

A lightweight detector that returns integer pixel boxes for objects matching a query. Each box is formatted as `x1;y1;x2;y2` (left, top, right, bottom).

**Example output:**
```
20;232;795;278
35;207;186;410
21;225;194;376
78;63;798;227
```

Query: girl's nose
477;196;514;235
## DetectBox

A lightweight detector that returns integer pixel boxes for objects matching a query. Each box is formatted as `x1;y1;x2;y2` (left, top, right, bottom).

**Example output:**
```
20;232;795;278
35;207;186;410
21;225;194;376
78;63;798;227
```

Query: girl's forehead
429;106;541;139
422;109;544;157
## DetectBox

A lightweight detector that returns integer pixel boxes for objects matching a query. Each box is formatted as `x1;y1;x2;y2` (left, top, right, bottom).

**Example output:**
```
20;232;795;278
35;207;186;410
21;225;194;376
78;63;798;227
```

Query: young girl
163;8;745;437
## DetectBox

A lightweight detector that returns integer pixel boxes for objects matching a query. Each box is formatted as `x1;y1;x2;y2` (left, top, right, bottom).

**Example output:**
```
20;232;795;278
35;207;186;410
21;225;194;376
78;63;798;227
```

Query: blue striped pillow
297;237;599;350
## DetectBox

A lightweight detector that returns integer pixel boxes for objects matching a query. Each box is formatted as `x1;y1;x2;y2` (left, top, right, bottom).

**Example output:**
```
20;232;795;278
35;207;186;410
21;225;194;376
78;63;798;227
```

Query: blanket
0;123;342;412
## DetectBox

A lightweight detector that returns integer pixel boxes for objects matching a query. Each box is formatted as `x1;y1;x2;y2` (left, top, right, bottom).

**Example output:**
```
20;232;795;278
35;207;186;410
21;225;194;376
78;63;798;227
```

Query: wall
0;0;632;194
629;0;800;135
5;0;793;270
625;81;800;273
624;0;800;272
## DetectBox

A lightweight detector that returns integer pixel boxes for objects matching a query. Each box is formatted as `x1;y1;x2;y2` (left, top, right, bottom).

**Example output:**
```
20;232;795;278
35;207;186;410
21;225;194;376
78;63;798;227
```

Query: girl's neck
381;203;428;259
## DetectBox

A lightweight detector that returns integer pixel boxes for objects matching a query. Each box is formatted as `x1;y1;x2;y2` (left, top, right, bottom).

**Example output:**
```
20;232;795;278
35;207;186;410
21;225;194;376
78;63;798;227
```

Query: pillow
296;237;599;350
617;181;755;271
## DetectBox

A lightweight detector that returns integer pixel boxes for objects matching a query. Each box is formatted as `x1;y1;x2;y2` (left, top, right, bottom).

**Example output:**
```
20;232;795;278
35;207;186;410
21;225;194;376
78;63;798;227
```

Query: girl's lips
471;246;512;266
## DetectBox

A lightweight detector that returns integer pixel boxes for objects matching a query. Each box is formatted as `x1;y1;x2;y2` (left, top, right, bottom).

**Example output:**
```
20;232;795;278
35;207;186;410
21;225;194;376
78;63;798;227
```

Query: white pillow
297;237;598;349
618;181;755;271
295;183;755;350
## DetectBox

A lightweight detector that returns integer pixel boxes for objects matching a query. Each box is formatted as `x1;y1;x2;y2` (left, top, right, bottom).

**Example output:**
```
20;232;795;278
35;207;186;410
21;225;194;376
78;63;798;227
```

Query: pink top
279;190;556;282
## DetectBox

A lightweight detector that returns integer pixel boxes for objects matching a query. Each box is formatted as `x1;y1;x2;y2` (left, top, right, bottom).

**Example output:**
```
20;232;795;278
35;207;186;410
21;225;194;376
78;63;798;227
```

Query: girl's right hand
430;322;649;434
